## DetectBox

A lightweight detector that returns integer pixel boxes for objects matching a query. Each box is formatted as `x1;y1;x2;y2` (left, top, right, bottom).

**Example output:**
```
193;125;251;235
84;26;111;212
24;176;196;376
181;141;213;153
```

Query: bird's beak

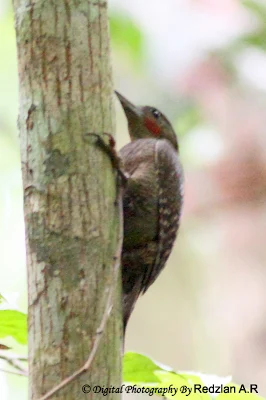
115;91;142;119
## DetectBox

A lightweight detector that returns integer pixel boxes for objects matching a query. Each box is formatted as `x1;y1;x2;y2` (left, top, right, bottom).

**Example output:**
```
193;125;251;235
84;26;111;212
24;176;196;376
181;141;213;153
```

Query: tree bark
13;0;122;398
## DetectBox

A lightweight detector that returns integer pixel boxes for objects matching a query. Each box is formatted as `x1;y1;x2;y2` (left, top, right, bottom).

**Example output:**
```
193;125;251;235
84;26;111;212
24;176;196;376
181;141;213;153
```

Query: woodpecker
116;92;184;331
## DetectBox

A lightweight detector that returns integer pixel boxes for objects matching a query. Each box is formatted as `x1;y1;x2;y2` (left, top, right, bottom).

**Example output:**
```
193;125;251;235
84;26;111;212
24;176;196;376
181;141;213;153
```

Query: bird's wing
142;139;184;293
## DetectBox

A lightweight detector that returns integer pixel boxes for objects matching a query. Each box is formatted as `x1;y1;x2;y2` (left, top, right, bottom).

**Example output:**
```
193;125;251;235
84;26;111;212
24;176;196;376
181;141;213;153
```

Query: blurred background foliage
1;0;266;398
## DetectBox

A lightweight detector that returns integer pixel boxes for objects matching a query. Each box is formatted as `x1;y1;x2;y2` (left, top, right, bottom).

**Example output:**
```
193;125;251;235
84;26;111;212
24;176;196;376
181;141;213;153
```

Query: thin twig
0;352;28;375
38;190;124;400
0;367;28;377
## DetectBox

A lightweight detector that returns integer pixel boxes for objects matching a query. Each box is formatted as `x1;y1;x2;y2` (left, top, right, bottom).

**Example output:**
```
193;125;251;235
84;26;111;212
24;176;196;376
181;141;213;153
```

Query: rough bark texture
13;0;122;398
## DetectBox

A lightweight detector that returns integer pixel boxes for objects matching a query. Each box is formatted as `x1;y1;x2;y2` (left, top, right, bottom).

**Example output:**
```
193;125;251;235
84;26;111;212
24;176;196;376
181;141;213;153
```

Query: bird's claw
86;133;128;186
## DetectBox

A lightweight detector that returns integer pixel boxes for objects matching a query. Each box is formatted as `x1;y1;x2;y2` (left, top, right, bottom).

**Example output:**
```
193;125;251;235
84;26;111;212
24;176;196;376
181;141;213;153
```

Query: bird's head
116;91;178;151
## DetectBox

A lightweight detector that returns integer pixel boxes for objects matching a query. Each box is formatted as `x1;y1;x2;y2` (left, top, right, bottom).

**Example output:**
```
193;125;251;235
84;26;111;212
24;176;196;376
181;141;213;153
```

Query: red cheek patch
144;117;161;136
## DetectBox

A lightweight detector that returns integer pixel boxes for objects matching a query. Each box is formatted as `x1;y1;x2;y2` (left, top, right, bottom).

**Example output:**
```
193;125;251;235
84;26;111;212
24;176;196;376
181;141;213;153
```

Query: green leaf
123;353;265;400
123;352;166;383
154;371;209;400
110;13;144;63
123;353;210;399
0;310;27;345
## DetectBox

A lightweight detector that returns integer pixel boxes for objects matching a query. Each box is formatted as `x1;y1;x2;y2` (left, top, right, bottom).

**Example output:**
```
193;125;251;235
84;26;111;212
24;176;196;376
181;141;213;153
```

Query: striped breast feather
142;139;184;293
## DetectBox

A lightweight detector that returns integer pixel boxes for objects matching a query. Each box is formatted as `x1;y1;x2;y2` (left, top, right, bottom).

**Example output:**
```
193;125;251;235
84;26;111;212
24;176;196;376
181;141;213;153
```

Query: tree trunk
13;0;122;398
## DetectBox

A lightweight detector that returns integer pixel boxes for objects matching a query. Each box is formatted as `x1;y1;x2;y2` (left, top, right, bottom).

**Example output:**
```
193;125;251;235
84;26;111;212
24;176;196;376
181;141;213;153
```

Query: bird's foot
86;133;128;186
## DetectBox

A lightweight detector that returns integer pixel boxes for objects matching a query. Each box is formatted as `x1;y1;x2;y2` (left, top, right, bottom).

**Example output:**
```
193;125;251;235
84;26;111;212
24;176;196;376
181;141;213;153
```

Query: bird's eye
151;109;161;119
